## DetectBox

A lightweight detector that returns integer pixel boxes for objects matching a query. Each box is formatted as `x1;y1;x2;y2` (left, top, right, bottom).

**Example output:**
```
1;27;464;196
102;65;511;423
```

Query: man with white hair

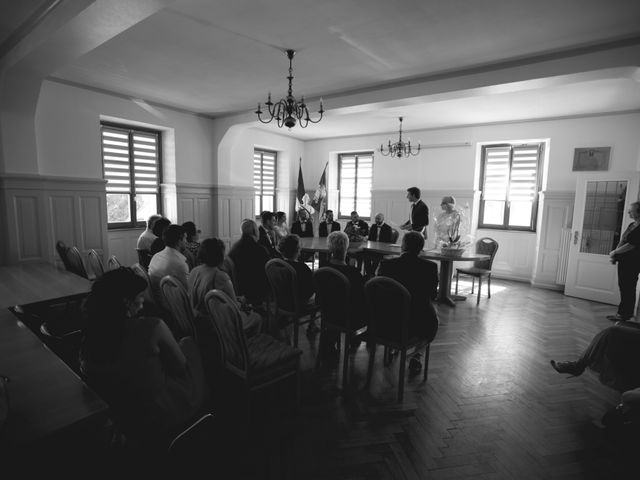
228;219;271;307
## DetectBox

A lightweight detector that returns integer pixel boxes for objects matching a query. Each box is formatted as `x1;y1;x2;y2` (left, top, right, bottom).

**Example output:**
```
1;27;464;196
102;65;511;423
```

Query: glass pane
263;195;274;212
107;193;131;223
255;195;261;216
135;194;157;224
508;201;533;227
580;180;626;254
482;201;504;225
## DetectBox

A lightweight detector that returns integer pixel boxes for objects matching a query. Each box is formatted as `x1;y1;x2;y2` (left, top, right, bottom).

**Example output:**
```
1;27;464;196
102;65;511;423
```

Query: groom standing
400;186;429;238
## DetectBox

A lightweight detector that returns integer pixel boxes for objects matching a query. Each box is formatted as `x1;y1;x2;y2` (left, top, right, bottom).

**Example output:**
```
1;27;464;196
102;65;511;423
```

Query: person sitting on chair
273;211;290;243
291;208;314;238
258;210;280;258
182;221;201;269
378;231;439;374
278;234;315;305
149;217;171;256
319;209;341;237
79;267;205;449
322;231;367;362
364;213;393;276
344;211;369;242
148;224;189;306
228;219;272;309
550;320;640;392
137;214;162;251
189;238;262;337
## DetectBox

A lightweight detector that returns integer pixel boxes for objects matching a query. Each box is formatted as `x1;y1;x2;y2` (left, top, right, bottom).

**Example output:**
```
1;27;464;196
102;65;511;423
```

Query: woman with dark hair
273;211;290;242
80;267;205;447
188;238;262;336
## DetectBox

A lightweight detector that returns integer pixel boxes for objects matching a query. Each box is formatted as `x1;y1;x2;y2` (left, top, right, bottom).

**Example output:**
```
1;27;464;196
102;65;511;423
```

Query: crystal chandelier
255;49;324;129
379;117;421;157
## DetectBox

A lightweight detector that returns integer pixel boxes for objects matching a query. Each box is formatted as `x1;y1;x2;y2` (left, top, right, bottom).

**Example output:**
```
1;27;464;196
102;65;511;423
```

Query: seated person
182;221;201;269
228;219;271;309
550;320;640;392
137;214;162;251
291;209;314;238
79;267;205;448
258;210;280;258
344;210;369;242
377;231;439;374
189;238;262;337
322;231;367;362
278;234;315;305
273;211;290;242
148;224;189;306
319;209;341;237
364;212;394;276
149;217;171;256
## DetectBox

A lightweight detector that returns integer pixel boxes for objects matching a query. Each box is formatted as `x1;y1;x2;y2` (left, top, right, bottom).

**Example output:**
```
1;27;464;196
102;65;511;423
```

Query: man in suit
319;209;341;237
364;213;394;276
378;231;439;374
291;208;314;238
400;186;429;238
228;219;271;308
258;210;280;258
344;211;369;242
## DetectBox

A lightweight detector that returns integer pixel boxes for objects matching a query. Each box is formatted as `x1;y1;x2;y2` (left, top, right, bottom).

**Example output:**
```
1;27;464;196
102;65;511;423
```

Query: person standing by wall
400;187;429;239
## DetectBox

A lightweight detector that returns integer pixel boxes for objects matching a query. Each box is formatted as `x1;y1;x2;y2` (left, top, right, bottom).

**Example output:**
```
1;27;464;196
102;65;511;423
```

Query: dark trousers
617;259;640;319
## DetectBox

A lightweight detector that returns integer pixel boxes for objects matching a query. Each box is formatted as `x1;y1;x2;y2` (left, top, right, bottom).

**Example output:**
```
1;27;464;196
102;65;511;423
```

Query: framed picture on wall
572;147;611;171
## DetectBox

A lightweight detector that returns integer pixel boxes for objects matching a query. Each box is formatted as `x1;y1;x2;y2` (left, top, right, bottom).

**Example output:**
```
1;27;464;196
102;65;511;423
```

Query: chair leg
315;327;324;372
365;343;376;388
398;348;407;402
455;271;459;295
471;277;475;294
342;333;350;393
477;276;482;305
423;344;430;382
488;274;491;298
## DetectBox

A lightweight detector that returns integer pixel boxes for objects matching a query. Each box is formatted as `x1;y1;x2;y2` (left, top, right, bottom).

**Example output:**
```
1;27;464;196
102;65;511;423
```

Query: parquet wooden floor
219;279;639;479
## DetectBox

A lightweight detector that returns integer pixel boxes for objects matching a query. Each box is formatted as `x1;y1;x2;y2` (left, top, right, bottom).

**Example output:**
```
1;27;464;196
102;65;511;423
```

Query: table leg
436;260;456;307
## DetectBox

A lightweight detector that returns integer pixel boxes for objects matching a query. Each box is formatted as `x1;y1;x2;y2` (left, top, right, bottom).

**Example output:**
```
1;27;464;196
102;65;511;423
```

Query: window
338;152;373;218
101;123;162;228
254;149;277;215
478;143;544;231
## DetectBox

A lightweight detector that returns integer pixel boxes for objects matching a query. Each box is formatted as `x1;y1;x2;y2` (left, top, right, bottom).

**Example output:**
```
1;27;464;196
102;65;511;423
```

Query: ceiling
2;0;640;140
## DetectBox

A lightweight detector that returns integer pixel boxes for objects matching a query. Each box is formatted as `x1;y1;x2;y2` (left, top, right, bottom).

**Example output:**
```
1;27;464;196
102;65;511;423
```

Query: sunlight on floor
453;278;508;296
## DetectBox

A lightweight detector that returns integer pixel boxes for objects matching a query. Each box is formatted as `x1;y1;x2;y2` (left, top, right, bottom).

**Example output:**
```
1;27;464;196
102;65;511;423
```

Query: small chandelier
380;117;421;157
255;49;324;129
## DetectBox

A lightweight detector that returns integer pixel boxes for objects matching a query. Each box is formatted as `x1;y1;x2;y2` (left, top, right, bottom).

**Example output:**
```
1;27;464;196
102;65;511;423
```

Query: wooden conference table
299;237;490;307
0;263;108;451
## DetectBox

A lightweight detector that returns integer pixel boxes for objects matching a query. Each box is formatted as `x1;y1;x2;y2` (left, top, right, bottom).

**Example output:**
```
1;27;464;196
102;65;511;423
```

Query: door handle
574;230;579;245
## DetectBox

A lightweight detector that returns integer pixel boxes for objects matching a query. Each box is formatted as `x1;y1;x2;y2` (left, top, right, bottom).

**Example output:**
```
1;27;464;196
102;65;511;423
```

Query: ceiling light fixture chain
380;116;421;157
255;49;324;129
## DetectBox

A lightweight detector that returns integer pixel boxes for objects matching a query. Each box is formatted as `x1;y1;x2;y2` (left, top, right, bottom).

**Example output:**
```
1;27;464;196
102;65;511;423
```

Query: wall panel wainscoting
0;175;108;266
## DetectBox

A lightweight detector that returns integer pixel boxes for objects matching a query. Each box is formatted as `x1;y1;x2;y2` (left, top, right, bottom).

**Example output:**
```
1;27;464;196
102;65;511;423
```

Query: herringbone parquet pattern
229;279;639;479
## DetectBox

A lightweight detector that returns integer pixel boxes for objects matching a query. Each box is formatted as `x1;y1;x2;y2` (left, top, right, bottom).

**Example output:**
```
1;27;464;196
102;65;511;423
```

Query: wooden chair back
66;246;89;279
313;267;351;331
87;249;105;279
473;237;499;270
160;275;197;341
205;289;249;375
364;276;411;346
106;255;121;271
265;258;299;315
55;240;72;271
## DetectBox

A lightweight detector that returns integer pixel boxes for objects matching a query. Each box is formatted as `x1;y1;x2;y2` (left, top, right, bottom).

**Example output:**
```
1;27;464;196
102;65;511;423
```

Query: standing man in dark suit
378;231;439;374
400;186;429;239
319;209;341;237
258;210;280;258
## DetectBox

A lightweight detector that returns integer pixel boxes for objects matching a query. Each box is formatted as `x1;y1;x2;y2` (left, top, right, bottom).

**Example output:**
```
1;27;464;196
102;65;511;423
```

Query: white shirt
148;246;189;304
137;229;156;250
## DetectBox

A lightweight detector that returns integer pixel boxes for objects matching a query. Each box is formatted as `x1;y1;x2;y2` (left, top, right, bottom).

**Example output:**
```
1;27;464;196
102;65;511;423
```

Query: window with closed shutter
479;143;543;231
254;149;277;216
338;152;373;218
101;123;162;228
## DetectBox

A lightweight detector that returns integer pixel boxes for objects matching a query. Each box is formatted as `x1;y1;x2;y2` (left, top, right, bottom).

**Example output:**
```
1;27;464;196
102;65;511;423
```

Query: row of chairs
56;240;121;280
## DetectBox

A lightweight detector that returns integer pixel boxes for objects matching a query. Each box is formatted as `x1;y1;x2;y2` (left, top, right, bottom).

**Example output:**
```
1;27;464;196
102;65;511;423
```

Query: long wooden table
299;238;489;307
0;263;108;451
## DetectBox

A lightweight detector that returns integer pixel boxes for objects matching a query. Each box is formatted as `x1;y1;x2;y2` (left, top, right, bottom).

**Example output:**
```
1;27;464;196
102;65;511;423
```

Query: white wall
35;80;217;184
